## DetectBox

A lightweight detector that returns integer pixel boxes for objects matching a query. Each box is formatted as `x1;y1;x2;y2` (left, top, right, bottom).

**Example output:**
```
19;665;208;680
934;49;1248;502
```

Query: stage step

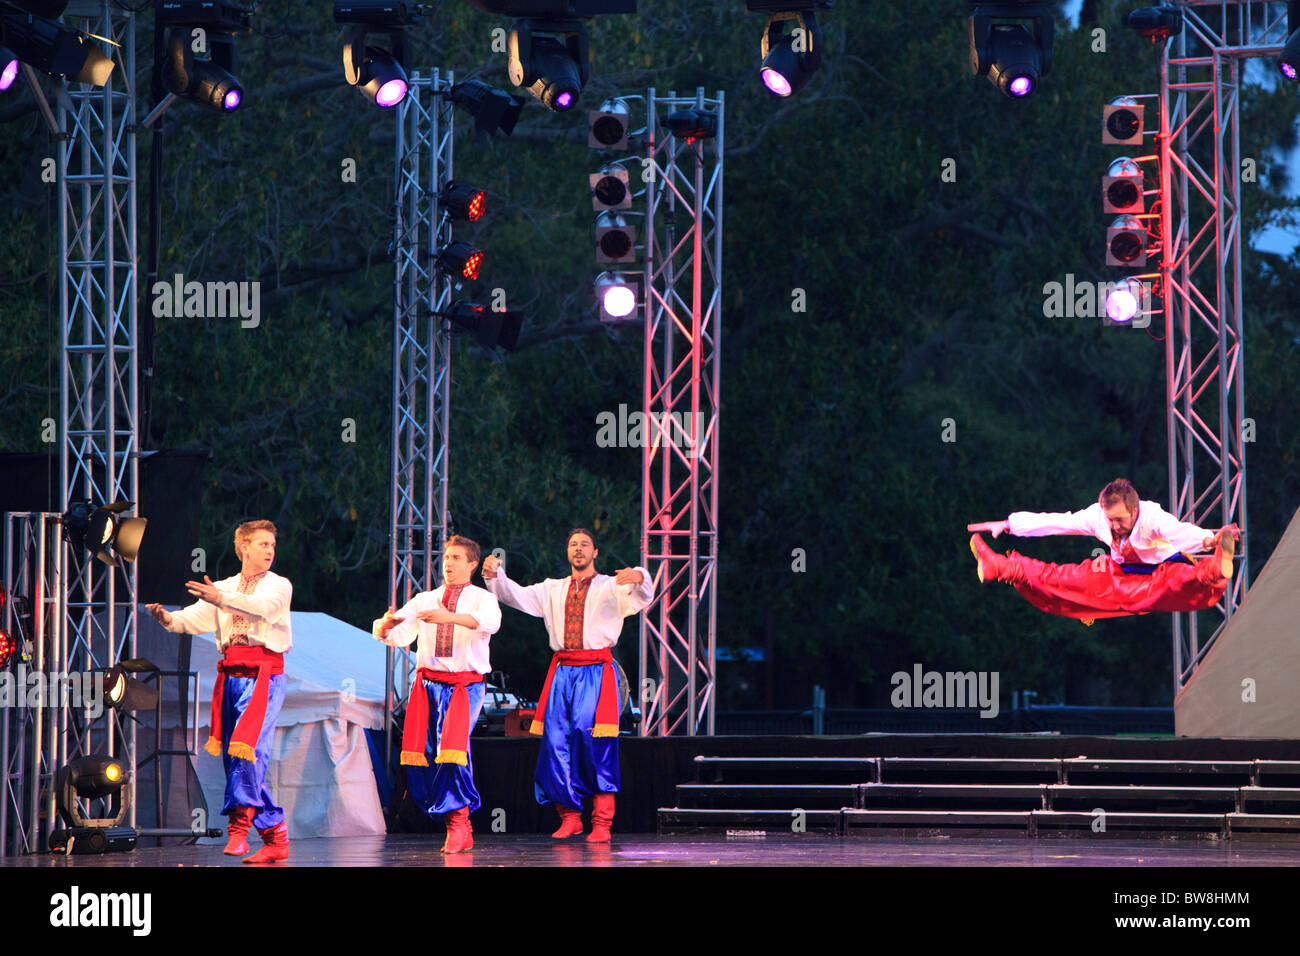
656;752;1300;837
692;756;879;784
676;783;861;810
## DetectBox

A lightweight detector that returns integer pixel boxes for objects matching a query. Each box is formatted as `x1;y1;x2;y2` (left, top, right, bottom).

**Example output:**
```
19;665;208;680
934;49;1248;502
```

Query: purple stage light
0;59;18;92
1283;62;1298;81
376;78;408;108
1009;76;1033;96
601;284;636;318
761;68;792;97
223;88;242;111
555;90;574;110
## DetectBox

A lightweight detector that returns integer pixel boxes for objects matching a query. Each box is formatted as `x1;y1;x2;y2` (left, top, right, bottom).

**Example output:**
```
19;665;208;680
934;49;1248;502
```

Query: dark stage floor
6;832;1300;867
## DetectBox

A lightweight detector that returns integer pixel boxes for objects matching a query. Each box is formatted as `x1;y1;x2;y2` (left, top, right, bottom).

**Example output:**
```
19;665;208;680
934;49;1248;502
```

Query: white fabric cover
136;607;389;837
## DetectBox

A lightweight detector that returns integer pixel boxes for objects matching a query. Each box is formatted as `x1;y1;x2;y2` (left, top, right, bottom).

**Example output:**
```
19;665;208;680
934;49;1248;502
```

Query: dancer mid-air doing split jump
968;478;1240;622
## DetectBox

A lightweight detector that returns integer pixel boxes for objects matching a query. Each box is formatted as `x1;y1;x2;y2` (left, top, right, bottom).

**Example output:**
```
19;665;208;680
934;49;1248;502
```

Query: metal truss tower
1;1;140;854
385;72;455;770
1161;1;1290;694
638;88;724;736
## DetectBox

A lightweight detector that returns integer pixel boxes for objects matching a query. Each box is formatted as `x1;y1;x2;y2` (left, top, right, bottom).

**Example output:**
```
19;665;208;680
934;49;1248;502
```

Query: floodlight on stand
101;659;161;713
590;165;631;211
507;18;588;112
757;10;824;98
589;97;631;149
1103;96;1143;145
967;3;1053;99
595;272;639;322
0;46;19;92
437;241;485;281
62;500;147;568
440;182;486;222
595;211;636;263
1106;214;1147;266
0;12;115;86
50;756;135;855
1103;157;1144;214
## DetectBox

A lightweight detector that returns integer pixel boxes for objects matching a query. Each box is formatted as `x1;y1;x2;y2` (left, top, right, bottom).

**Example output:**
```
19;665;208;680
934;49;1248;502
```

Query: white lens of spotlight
603;284;636;318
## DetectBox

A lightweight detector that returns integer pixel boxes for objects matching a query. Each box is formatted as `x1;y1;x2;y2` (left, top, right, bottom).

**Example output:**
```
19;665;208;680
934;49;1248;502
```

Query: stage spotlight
440;182;486;222
438;241;485;281
445;301;523;352
595;211;635;263
343;40;407;107
449;80;525;141
0;46;19;92
589;97;631;149
508;19;587;112
594;272;639;322
755;9;825;98
1123;4;1182;40
0;12;115;86
1280;29;1300;83
162;31;243;111
51;755;135;854
62;500;147;568
1103;157;1144;214
1103;96;1143;145
664;108;718;141
1106;214;1147;266
590;165;631;211
101;660;161;713
1104;277;1147;325
967;3;1053;98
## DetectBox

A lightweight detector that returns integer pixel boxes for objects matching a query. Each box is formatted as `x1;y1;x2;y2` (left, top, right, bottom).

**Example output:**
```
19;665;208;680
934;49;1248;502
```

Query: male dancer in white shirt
146;519;293;863
373;535;501;853
967;478;1239;622
482;528;653;843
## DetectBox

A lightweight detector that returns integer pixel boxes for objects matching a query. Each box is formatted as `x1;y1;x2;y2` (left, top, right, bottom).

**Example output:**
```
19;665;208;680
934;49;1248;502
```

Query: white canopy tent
131;607;390;838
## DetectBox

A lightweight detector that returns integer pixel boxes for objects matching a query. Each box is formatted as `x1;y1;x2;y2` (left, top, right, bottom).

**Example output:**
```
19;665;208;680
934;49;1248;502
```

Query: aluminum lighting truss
46;0;140;849
385;71;454;770
639;88;723;736
1161;1;1290;694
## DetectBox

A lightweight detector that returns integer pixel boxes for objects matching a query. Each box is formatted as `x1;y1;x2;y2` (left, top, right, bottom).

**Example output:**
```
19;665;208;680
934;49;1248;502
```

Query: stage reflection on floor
6;832;1300;867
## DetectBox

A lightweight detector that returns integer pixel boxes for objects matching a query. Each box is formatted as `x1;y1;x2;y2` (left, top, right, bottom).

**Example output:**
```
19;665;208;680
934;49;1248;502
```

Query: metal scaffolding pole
385;71;455;776
639;87;723;736
1161;0;1288;696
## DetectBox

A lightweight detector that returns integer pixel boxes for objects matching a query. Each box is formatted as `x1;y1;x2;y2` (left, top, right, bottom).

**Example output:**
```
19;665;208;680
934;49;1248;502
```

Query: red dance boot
441;807;473;854
969;535;1024;585
223;807;254;855
243;822;289;864
586;794;615;843
551;805;584;839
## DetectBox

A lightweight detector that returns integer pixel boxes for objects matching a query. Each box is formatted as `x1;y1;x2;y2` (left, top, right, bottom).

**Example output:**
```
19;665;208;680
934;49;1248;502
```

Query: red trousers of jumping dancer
972;537;1228;620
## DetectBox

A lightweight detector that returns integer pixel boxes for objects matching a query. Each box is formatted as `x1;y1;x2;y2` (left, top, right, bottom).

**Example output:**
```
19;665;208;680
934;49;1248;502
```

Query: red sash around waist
401;669;484;768
531;648;619;739
208;645;284;762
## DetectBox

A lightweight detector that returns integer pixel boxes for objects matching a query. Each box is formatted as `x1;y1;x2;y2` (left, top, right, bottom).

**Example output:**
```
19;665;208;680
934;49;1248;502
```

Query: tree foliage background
2;0;1298;708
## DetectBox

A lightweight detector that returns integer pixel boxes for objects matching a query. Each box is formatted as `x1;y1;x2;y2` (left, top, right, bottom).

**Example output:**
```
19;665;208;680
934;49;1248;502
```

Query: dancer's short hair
445;535;480;566
567;527;598;550
1099;479;1139;513
235;519;277;555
